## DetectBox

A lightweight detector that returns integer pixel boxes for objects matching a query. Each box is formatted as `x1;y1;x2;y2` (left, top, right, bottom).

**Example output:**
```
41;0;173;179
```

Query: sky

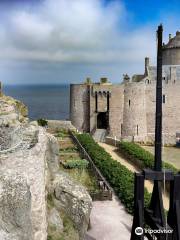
0;0;179;85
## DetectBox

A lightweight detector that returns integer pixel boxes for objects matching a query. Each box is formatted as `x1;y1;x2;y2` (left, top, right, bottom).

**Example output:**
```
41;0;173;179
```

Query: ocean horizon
3;84;70;120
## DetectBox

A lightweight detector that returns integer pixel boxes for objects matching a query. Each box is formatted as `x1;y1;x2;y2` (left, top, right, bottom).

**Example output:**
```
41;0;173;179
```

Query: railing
69;130;112;201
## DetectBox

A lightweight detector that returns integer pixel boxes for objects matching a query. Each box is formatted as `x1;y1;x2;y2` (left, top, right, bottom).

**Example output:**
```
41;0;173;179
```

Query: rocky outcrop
52;172;92;240
0;123;57;240
46;131;92;240
0;93;92;240
0;94;56;240
0;95;28;126
0;170;32;240
48;208;63;234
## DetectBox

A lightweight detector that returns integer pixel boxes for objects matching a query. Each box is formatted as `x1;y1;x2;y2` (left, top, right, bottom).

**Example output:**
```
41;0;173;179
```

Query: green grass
60;165;99;193
47;194;79;240
59;146;78;153
55;129;69;139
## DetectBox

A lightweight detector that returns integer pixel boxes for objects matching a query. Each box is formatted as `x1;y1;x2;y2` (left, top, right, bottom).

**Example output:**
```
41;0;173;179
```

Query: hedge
77;133;151;214
118;141;178;174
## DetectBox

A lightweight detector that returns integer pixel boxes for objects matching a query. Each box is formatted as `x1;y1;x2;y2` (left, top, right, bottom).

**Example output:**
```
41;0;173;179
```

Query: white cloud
0;0;179;84
0;0;156;65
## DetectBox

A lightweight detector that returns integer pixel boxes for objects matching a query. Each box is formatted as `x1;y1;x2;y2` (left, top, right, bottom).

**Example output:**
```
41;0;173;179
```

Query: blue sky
0;0;179;85
124;0;180;24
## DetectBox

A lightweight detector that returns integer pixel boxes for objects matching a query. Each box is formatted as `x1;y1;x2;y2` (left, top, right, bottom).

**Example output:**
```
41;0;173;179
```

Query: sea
3;84;70;120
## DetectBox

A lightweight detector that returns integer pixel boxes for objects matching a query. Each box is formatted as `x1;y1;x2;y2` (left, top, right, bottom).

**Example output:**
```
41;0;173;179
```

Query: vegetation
59;146;78;153
100;77;108;83
47;193;79;240
47;210;79;240
63;159;89;169
63;166;99;193
119;141;178;173
77;133;151;214
37;118;48;126
55;129;69;138
84;77;92;84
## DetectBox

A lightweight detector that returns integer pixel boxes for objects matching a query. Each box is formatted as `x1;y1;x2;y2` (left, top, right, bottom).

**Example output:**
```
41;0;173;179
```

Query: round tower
70;84;90;132
122;82;147;142
163;31;180;65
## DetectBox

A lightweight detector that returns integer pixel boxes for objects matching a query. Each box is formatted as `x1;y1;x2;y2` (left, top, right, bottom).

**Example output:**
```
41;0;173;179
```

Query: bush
37;118;48;127
63;159;89;169
59;146;78;152
55;129;69;138
119;141;178;173
77;133;151;214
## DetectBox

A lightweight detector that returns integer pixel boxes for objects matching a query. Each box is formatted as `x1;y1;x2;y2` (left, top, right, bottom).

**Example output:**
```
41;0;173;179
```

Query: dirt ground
98;143;169;210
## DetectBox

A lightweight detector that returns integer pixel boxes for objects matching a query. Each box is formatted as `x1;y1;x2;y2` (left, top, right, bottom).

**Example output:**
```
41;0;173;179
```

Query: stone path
98;142;169;210
86;195;132;240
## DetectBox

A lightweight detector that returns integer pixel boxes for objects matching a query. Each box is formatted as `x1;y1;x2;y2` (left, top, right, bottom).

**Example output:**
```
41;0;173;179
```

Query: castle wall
145;82;156;143
108;85;124;139
145;80;180;145
70;66;180;145
89;88;96;134
162;82;180;144
0;82;2;97
122;82;147;142
89;84;112;133
70;84;90;132
162;48;180;65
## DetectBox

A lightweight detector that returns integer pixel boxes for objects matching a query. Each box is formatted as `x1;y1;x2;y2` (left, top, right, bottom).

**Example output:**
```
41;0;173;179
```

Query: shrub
55;129;69;138
77;133;151;214
63;159;89;169
59;146;78;152
37;118;48;127
118;141;178;173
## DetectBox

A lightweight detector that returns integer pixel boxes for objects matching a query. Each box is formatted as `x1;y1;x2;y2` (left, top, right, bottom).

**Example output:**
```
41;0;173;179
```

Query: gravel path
98;142;169;210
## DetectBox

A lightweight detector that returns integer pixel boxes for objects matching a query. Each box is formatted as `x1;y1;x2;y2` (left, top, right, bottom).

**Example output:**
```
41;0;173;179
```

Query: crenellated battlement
70;56;180;145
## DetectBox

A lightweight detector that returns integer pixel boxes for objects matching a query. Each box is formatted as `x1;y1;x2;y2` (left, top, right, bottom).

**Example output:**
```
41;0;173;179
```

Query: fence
69;130;112;201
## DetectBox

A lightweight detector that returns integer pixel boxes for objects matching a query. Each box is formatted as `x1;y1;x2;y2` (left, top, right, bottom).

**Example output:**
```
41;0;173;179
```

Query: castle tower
0;82;2;97
145;57;150;76
162;31;180;65
122;82;147;142
70;83;90;132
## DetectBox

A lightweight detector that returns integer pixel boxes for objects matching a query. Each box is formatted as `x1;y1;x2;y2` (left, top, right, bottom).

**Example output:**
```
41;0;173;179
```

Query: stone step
93;129;107;142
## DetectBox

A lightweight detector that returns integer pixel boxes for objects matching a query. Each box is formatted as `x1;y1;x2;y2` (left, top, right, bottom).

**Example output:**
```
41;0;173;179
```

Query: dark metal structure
130;25;180;239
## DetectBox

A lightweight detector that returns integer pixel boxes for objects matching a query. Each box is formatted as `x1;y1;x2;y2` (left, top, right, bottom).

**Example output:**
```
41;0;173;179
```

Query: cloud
0;0;179;85
0;0;156;65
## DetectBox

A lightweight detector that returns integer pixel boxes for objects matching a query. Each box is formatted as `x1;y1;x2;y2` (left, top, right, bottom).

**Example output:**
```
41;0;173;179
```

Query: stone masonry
70;30;180;145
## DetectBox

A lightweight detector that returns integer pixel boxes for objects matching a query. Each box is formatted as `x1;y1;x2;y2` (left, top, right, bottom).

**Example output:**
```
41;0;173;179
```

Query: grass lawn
142;145;180;169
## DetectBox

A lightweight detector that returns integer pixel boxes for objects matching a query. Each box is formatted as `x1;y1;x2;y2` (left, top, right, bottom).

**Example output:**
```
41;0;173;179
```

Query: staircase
93;129;107;142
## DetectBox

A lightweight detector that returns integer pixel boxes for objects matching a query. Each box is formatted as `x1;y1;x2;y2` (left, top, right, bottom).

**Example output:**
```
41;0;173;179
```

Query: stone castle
70;31;180;145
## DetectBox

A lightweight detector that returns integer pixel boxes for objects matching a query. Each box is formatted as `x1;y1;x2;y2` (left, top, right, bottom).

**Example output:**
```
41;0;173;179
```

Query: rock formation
0;93;92;240
0;95;28;126
53;172;92;239
0;170;32;240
